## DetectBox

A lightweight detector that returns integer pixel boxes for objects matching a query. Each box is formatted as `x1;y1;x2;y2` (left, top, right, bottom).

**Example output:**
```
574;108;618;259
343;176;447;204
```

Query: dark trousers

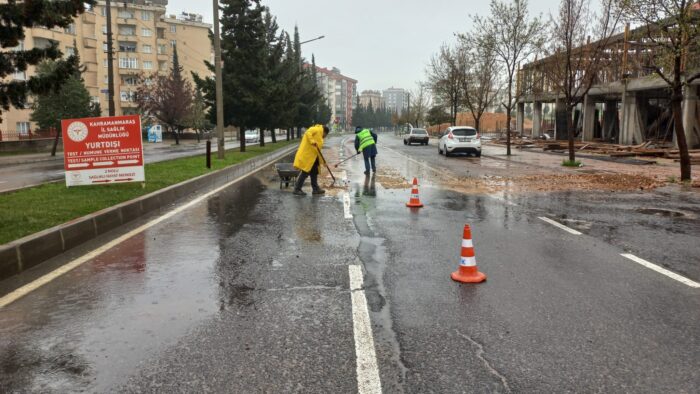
295;159;320;191
363;152;376;173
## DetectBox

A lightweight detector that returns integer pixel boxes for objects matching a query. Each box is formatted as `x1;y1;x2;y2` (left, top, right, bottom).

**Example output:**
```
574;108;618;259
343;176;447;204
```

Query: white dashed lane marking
538;216;583;235
348;265;382;394
621;253;700;288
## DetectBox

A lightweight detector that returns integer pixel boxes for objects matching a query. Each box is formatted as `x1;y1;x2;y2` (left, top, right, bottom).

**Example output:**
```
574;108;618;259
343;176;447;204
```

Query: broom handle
315;146;336;183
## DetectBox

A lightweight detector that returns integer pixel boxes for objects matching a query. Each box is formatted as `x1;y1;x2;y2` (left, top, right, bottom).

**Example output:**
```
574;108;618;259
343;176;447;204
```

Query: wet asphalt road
0;134;698;392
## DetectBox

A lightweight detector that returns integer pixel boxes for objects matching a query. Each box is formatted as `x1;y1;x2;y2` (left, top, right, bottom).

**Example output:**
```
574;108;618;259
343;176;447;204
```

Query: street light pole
213;0;225;159
105;0;115;116
299;35;325;45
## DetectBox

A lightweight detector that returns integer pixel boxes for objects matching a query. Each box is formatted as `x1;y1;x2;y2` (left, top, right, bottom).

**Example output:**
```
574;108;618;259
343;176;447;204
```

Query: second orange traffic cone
451;224;486;283
406;177;424;208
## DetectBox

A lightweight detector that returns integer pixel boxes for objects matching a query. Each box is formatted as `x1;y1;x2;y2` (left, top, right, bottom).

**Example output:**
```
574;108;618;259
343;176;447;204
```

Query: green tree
31;46;100;156
0;0;94;119
426;105;451;126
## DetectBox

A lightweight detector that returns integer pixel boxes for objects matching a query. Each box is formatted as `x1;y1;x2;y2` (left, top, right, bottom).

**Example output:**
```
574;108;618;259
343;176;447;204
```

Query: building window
170;40;176;48
157;44;167;54
158;61;167;71
17;122;31;135
118;10;134;19
118;57;138;69
103;43;108;52
141;28;152;37
170;25;177;33
123;76;138;85
64;24;76;35
142;44;152;54
120;91;135;102
102;25;107;34
143;61;153;70
141;11;152;21
104;75;108;83
157;28;165;39
104;59;108;68
100;7;106;16
65;46;75;58
12;70;26;81
118;25;135;36
118;41;137;52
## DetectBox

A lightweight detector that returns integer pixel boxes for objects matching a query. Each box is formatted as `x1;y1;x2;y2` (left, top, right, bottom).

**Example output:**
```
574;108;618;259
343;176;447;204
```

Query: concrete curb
0;144;298;281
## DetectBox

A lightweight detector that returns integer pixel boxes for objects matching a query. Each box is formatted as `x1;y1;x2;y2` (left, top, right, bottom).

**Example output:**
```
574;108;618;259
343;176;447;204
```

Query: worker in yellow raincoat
293;124;330;196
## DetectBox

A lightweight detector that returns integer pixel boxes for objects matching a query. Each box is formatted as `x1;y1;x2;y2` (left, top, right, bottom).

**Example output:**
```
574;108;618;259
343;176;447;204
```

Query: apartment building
315;67;357;128
383;87;408;115
359;90;383;109
0;1;212;140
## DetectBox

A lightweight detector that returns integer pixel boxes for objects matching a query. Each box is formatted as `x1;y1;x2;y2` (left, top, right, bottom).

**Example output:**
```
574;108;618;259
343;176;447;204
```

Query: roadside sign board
61;115;145;187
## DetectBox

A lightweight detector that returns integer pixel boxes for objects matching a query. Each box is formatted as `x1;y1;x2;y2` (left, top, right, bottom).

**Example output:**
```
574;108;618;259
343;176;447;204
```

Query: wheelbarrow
274;163;300;189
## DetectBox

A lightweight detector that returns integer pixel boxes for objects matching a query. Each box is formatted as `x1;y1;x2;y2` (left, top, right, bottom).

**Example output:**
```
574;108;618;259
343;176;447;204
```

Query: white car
244;129;259;143
437;126;482;157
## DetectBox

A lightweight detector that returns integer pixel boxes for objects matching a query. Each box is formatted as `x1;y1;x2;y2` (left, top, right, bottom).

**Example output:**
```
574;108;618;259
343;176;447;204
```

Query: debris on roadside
490;138;700;163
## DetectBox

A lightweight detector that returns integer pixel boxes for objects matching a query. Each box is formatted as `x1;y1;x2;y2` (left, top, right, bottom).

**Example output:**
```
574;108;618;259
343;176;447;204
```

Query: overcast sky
168;1;567;93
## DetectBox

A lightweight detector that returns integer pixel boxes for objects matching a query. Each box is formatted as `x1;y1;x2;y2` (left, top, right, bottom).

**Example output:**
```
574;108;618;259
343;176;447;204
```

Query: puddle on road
636;207;694;219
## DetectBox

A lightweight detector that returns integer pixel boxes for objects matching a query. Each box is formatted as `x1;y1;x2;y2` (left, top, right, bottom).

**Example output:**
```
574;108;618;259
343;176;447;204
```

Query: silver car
437;126;482;157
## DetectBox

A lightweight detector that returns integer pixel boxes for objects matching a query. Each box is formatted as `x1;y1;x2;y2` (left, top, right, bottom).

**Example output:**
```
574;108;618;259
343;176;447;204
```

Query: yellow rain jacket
293;124;325;173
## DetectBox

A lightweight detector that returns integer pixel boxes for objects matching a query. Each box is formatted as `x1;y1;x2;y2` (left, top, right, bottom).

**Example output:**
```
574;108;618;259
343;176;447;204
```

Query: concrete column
683;85;700;148
554;98;567;140
532;101;542;137
582;95;596;142
516;102;525;135
602;100;619;142
620;89;643;145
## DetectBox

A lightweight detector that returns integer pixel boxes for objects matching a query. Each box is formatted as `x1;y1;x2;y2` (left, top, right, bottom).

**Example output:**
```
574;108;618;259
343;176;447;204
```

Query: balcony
31;27;60;41
83;71;98;87
83;36;97;48
82;12;96;24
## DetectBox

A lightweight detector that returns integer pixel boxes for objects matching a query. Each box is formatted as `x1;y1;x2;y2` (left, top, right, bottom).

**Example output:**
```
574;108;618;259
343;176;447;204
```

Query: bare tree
457;36;501;132
542;0;622;163
136;47;194;145
408;82;432;127
473;0;544;155
427;44;467;127
619;0;699;180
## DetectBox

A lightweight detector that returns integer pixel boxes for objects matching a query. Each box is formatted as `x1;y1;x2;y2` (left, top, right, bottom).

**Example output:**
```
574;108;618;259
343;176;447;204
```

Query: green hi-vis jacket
357;129;376;152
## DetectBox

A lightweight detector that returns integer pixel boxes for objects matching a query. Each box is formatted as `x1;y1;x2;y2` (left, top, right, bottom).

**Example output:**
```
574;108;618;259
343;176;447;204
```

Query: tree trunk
196;130;201;143
567;107;575;163
505;106;512;156
174;127;180;145
259;129;265;147
286;128;291;141
296;127;301;139
50;128;60;157
475;117;481;133
239;127;246;152
672;85;691;181
271;128;277;143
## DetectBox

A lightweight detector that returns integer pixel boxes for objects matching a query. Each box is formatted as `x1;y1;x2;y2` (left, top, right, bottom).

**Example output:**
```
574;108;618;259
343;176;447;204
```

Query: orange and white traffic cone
406;177;424;208
451;224;486;283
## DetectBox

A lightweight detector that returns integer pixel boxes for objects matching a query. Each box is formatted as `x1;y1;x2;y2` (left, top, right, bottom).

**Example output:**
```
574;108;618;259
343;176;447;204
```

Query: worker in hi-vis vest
354;126;378;175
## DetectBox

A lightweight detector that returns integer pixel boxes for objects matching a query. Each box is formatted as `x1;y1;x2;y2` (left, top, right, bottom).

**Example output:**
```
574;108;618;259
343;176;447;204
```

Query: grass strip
0;140;296;244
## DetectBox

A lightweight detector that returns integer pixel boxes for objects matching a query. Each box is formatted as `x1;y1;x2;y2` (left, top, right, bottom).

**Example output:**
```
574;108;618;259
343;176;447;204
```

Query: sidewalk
483;142;700;184
0;135;285;167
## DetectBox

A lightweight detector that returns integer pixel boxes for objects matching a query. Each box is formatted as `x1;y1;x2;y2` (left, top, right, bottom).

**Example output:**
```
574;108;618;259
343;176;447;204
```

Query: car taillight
447;132;454;140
